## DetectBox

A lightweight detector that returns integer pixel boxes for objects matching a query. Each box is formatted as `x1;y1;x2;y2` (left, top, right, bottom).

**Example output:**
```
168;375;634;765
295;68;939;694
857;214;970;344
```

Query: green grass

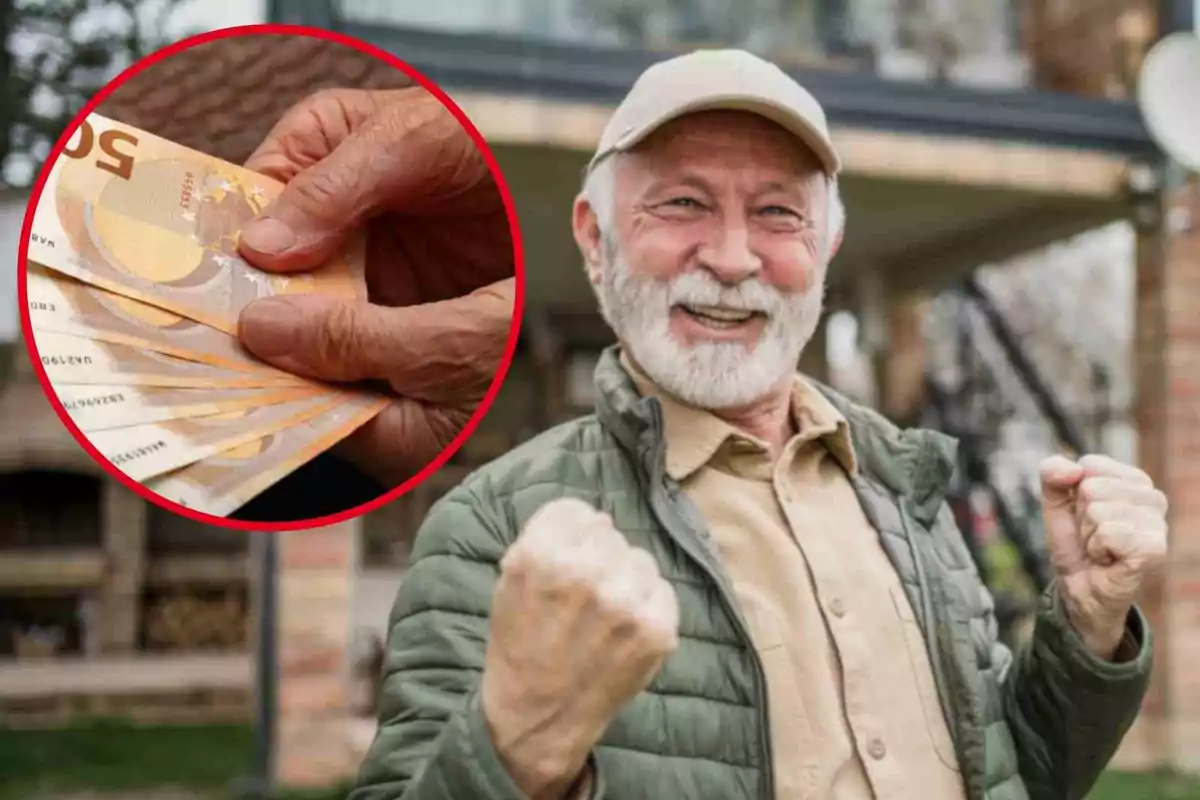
1089;769;1200;799
3;719;1199;799
0;719;254;800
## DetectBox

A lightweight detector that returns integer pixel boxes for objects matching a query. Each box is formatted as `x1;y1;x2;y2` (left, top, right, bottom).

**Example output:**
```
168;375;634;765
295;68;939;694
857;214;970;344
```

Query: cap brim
589;93;841;175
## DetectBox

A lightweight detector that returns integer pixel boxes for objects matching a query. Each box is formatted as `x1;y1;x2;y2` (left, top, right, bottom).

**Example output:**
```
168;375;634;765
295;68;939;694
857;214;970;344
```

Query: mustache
662;271;787;315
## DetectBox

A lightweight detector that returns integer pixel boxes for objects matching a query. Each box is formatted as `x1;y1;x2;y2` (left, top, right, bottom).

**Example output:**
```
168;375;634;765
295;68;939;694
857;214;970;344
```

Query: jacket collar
592;344;957;525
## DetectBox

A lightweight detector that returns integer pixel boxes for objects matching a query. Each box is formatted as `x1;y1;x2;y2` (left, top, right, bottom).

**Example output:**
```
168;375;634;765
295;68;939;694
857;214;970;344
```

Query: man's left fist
1039;454;1168;660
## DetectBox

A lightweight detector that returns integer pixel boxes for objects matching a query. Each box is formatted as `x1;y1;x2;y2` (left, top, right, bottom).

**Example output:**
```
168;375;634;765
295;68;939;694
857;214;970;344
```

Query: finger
1079;501;1164;556
625;547;665;588
1086;519;1167;572
1039;455;1085;496
1077;454;1154;488
642;579;681;651
569;514;629;574
333;399;472;490
1079;476;1169;512
244;88;399;182
1039;455;1086;569
501;497;600;573
238;89;485;273
237;281;512;399
1085;520;1139;567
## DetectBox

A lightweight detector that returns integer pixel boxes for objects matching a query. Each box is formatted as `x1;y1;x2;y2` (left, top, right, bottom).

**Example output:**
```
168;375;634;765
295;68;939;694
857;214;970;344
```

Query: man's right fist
481;498;680;799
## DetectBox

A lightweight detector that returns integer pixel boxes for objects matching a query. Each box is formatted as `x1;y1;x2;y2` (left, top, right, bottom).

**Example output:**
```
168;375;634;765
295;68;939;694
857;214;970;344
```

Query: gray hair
581;154;846;263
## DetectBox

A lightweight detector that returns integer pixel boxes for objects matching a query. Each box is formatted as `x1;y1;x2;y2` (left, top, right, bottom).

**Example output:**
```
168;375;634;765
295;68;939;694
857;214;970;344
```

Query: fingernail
239;298;300;358
241;218;296;255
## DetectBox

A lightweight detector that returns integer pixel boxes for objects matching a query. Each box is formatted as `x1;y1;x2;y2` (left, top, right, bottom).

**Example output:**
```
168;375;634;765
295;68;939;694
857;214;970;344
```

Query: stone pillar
856;268;888;410
275;520;362;788
96;479;146;653
880;290;932;425
1122;178;1200;772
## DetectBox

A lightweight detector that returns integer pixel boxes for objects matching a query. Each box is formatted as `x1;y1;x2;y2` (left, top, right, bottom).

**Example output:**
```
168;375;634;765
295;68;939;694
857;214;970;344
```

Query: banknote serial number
41;355;92;366
62;392;125;411
180;171;196;209
111;440;167;466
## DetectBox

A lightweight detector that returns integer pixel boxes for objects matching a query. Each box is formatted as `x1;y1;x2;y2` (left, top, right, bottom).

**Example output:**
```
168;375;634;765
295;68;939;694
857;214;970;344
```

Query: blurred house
1;0;1196;790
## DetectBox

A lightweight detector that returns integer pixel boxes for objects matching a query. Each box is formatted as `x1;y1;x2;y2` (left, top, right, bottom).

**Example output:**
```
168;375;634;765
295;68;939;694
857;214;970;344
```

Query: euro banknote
55;383;321;432
32;330;311;388
146;393;390;517
26;262;295;376
86;394;347;482
21;113;393;517
27;112;367;334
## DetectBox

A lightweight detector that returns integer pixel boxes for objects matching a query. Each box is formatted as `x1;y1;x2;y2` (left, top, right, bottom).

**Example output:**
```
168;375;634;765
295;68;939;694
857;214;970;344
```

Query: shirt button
867;737;887;760
829;597;846;617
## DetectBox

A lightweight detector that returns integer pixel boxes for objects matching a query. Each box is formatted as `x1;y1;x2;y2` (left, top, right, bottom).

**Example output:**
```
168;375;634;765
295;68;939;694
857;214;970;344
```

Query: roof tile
97;34;414;163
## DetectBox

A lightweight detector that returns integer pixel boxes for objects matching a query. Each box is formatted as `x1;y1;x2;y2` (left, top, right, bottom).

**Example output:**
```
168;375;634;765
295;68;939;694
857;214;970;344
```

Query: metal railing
921;277;1114;643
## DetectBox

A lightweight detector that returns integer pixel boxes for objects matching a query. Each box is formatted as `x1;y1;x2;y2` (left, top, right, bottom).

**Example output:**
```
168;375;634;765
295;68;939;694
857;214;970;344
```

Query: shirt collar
618;350;859;481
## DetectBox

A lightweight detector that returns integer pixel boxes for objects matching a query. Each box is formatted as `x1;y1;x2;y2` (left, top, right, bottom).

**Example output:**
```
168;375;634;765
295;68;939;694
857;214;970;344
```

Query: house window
0;470;101;550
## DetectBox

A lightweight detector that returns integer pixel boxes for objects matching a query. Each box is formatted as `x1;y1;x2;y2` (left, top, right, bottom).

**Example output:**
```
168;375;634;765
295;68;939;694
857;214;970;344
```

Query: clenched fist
1040;454;1169;659
482;498;679;799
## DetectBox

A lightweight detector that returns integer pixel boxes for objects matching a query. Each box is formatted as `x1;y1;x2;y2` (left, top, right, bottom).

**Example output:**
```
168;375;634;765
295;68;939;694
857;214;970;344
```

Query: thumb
237;143;377;274
1038;455;1086;570
237;280;514;403
238;91;483;274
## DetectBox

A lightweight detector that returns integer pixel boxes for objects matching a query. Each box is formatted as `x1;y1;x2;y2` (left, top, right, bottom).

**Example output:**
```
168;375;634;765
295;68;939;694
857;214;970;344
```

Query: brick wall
1120;178;1200;770
275;521;362;787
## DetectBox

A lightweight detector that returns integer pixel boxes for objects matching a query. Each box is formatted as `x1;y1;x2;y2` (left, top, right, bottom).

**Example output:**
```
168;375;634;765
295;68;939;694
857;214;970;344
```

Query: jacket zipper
641;416;775;800
898;502;983;800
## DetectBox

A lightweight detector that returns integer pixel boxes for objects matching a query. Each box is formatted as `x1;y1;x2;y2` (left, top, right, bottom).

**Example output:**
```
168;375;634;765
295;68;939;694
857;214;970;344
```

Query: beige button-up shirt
623;355;967;800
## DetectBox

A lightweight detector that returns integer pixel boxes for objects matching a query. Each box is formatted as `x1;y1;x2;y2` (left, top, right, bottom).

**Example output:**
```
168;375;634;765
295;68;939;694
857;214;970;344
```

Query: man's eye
761;205;798;217
667;197;703;208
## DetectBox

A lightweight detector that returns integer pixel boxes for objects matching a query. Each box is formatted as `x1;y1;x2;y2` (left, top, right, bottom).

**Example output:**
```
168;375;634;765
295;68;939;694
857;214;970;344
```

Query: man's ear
828;225;845;262
572;194;604;286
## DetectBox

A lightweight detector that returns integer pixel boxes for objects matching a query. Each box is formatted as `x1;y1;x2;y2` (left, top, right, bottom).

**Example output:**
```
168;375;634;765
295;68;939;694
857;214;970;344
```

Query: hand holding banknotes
235;87;516;487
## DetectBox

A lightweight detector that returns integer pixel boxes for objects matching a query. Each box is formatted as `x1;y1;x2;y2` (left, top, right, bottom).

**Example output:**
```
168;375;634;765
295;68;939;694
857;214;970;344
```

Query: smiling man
351;50;1167;800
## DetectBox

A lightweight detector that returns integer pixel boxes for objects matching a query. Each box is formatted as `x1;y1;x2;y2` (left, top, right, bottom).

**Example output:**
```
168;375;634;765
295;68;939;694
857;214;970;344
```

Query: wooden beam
450;91;1133;199
0;549;105;590
142;555;252;587
881;199;1126;293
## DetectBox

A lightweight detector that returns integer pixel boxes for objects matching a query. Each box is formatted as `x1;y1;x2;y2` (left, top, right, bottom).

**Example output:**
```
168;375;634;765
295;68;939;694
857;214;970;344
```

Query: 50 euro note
26;262;293;377
55;383;322;432
146;393;390;517
86;393;354;483
27;112;366;333
32;330;313;388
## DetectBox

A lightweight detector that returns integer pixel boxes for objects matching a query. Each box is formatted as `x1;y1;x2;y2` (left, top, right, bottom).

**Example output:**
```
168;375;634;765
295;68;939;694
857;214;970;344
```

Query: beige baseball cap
587;48;841;176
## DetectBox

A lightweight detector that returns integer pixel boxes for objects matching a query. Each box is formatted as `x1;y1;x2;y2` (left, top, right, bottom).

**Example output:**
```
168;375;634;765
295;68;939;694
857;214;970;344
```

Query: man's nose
697;219;762;285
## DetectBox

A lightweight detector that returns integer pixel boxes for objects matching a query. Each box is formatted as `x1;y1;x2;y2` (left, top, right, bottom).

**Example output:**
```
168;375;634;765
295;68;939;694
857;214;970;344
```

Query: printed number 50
62;119;138;181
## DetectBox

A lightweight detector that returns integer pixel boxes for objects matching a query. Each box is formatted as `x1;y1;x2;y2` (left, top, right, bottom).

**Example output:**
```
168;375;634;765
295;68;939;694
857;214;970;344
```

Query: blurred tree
0;0;186;191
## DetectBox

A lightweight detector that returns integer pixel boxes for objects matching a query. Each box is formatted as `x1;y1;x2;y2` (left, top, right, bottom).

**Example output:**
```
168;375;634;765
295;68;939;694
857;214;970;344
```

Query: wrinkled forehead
624;109;827;180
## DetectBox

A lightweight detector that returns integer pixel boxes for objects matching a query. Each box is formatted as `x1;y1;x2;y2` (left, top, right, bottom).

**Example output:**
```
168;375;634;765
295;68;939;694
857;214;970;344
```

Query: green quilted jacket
350;347;1152;800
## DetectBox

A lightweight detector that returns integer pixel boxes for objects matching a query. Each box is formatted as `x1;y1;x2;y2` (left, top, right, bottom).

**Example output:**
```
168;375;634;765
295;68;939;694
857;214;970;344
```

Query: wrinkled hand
482;498;679;800
235;87;515;487
1040;454;1168;660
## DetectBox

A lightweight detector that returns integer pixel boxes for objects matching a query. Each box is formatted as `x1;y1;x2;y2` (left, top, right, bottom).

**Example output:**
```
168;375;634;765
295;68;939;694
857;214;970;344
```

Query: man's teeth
683;304;756;323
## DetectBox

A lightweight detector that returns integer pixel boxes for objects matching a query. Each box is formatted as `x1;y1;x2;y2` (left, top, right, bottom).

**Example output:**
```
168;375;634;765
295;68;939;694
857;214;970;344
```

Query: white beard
596;243;825;410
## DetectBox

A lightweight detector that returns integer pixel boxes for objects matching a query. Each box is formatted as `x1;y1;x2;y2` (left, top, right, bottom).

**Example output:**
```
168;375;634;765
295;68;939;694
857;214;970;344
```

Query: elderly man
350;50;1166;800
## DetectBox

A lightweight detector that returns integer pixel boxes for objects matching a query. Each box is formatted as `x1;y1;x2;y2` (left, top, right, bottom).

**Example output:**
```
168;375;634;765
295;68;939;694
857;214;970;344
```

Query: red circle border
16;23;527;533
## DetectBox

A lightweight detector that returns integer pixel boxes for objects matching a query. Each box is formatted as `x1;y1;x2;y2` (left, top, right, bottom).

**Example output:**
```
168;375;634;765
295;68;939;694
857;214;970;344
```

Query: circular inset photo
16;25;524;531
